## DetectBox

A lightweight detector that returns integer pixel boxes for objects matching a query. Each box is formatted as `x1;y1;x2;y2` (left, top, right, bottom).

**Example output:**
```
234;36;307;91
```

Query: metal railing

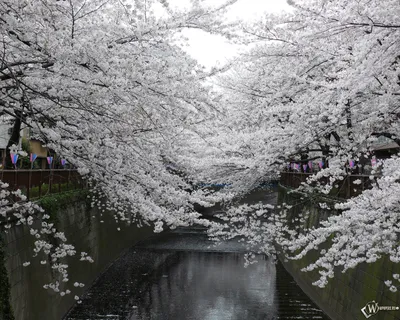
0;169;83;200
280;172;376;199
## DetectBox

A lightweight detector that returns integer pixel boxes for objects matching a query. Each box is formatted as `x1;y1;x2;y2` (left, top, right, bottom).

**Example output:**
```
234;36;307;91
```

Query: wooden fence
280;172;376;199
0;170;83;200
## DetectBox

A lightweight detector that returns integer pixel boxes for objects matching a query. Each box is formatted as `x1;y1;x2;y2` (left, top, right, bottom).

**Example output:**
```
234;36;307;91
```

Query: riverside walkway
0;169;82;199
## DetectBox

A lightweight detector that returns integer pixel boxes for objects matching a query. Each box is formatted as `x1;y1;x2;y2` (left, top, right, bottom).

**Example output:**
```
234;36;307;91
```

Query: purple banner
10;153;18;165
30;153;37;162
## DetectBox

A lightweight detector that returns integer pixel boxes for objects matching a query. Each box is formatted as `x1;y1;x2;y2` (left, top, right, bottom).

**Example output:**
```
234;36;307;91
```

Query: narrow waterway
64;225;330;320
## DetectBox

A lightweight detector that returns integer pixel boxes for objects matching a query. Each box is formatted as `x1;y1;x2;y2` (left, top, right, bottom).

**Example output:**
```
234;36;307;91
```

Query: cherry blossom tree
0;0;240;228
200;0;400;291
0;0;240;297
1;0;400;296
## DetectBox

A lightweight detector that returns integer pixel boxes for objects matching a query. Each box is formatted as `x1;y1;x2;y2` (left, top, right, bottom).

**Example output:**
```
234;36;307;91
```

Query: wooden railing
0;170;83;200
280;172;376;199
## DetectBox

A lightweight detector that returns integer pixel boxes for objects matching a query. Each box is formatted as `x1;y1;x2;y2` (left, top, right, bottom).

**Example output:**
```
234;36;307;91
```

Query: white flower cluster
384;274;400;293
0;181;93;297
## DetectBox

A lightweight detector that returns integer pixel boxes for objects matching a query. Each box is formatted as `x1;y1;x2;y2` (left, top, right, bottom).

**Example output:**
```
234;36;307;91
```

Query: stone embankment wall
278;185;400;320
0;191;153;320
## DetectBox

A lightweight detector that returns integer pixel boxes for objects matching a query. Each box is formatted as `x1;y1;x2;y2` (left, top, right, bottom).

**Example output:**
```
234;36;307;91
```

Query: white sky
171;0;292;68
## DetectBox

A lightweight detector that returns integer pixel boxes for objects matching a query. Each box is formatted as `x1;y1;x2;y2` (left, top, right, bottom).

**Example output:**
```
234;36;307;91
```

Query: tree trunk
5;110;23;169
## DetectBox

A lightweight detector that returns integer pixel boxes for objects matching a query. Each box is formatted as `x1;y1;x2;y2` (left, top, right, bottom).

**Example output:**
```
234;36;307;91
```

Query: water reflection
127;252;277;320
65;229;330;320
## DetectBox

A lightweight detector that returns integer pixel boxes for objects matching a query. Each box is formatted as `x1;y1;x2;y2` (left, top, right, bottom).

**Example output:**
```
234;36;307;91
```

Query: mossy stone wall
0;234;14;320
1;191;153;320
278;186;400;320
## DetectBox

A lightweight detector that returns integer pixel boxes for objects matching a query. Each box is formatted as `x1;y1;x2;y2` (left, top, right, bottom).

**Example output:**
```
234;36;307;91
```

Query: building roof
372;142;399;151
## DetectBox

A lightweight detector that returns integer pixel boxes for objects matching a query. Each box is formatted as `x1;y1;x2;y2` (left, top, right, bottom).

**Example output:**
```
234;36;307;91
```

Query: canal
64;224;330;320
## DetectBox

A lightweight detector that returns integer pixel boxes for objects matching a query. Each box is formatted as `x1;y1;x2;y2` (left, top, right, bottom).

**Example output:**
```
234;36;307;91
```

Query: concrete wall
278;185;400;320
1;193;153;320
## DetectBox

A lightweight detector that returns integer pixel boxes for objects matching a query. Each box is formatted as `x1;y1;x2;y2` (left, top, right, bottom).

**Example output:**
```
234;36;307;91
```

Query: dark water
64;227;330;320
